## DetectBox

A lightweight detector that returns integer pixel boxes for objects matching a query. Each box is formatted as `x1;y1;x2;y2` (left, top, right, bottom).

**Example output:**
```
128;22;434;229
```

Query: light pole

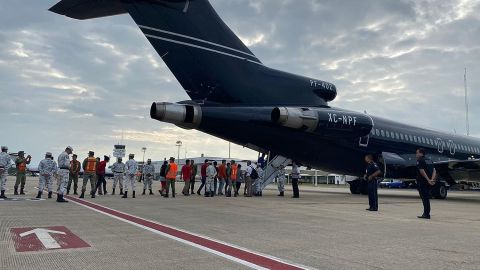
175;141;182;164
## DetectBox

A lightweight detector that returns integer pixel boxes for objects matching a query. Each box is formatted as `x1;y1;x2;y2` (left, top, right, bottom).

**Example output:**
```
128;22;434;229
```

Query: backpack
250;166;259;179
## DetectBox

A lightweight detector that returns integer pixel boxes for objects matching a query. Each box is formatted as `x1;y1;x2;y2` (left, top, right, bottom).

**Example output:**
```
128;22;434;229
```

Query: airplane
49;0;480;199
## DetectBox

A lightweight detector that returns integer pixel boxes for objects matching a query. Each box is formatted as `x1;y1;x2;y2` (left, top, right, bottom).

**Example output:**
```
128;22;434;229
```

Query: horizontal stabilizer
49;0;127;20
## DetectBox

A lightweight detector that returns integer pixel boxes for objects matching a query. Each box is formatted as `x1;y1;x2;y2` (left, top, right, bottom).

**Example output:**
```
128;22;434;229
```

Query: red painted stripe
65;195;306;270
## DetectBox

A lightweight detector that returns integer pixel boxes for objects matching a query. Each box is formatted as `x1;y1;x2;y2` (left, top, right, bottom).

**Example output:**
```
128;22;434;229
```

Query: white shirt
57;151;70;169
126;159;138;175
291;164;300;179
206;164;216;178
246;165;255;177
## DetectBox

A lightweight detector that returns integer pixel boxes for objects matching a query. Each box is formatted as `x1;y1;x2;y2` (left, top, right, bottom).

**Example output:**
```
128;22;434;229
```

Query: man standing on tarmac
291;161;300;198
57;146;73;203
14;151;31;195
142;159;155;195
164;157;178;198
189;160;197;195
277;165;286;197
217;160;227;196
67;154;80;195
245;161;255;197
37;152;57;199
95;156;109;195
0;146;12;199
416;148;436;219
159;160;168;196
364;154;382;211
205;160;216;197
123;154;138;198
225;162;232;197
111;157;125;195
81;151;97;198
181;159;191;196
197;159;208;195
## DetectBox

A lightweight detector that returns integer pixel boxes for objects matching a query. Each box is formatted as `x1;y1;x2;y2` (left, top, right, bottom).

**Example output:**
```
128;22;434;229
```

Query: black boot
132;191;136;198
122;191;128;198
112;188;116;195
278;192;284;197
74;188;78;195
48;191;52;199
79;191;85;199
142;189;146;195
14;187;18;195
66;190;70;195
57;194;68;203
91;191;96;198
119;188;124;195
97;187;103;195
20;188;25;195
36;191;42;199
149;189;153;195
0;190;6;199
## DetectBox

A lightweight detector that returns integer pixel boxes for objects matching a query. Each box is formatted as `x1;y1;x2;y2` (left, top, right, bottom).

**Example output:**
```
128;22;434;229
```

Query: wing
434;159;480;183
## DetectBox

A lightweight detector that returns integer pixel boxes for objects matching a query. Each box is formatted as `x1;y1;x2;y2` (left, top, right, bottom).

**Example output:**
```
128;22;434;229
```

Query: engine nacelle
271;107;373;138
150;102;202;129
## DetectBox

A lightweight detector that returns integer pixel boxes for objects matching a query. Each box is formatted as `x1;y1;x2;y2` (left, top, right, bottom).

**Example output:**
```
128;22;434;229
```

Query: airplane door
359;135;369;147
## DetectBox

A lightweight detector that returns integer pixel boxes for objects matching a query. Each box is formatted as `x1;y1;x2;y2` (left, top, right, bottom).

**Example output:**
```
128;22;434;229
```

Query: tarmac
1;176;479;270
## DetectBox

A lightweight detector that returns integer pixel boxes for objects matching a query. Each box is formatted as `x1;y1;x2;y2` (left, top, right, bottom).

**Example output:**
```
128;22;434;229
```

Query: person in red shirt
95;156;109;195
181;160;192;196
196;159;209;195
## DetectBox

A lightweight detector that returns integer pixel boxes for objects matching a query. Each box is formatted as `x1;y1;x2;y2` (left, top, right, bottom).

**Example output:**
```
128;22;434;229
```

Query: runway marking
65;195;312;270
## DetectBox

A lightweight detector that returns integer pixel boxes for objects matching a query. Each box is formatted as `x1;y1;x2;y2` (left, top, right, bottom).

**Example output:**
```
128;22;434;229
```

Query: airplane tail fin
50;0;335;106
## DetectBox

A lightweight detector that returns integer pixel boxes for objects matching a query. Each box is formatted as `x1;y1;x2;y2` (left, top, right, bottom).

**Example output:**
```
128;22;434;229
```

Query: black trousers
235;182;242;194
368;180;378;210
190;178;195;193
292;178;299;197
418;182;431;216
197;176;206;194
95;174;106;194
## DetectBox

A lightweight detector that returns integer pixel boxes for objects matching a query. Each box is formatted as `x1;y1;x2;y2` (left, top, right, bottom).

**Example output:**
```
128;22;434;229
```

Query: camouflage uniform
124;158;138;195
111;160;125;194
142;163;155;191
67;158;81;195
277;167;286;195
0;149;13;196
38;157;57;198
57;151;70;196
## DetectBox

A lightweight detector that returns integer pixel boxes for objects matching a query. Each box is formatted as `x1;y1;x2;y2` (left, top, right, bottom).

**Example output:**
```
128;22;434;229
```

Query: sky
0;0;479;166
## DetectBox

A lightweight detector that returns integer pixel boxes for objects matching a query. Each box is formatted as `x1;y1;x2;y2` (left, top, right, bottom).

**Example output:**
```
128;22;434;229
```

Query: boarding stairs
259;155;291;190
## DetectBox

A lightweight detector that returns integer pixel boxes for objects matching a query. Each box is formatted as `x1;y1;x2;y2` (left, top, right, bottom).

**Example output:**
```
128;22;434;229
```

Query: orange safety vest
85;157;97;173
166;163;178;180
17;162;26;173
230;164;238;181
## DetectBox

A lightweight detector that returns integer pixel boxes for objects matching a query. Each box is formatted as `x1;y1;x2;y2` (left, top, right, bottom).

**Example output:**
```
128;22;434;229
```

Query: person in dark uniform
416;148;436;219
364;154;382;211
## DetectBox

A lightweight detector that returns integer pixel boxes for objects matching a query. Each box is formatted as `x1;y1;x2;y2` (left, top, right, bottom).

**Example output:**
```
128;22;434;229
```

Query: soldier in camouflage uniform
14;151;31;195
56;146;73;203
0;146;13;199
122;154;138;198
37;152;57;199
276;165;286;197
111;157;125;195
142;159;155;195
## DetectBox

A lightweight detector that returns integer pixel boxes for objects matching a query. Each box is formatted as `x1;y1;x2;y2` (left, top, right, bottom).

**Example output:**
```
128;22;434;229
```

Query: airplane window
400;134;404;140
381;130;385;137
409;135;413;141
421;137;426;144
395;133;400;140
414;136;418;143
376;129;380;136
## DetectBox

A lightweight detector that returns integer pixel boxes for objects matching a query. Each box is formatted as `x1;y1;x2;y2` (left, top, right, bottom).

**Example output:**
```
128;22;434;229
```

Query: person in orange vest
67;154;81;195
14;151;31;195
227;160;238;197
164;157;178;198
80;151;97;198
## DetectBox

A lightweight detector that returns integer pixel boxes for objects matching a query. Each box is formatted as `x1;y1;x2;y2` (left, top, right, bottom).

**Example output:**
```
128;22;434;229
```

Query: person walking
123;154;138;198
291;161;300;198
14;151;31;195
205;160;216;197
95;156;109;195
364;154;381;211
158;160;168;196
181;159;192;196
197;159;208;195
217;160;227;196
142;159;155;195
416;148;436;219
164;157;178;198
67;154;80;195
0;146;12;199
56;146;73;203
81;151;97;198
189;160;197;195
37;152;57;199
111;157;125;195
